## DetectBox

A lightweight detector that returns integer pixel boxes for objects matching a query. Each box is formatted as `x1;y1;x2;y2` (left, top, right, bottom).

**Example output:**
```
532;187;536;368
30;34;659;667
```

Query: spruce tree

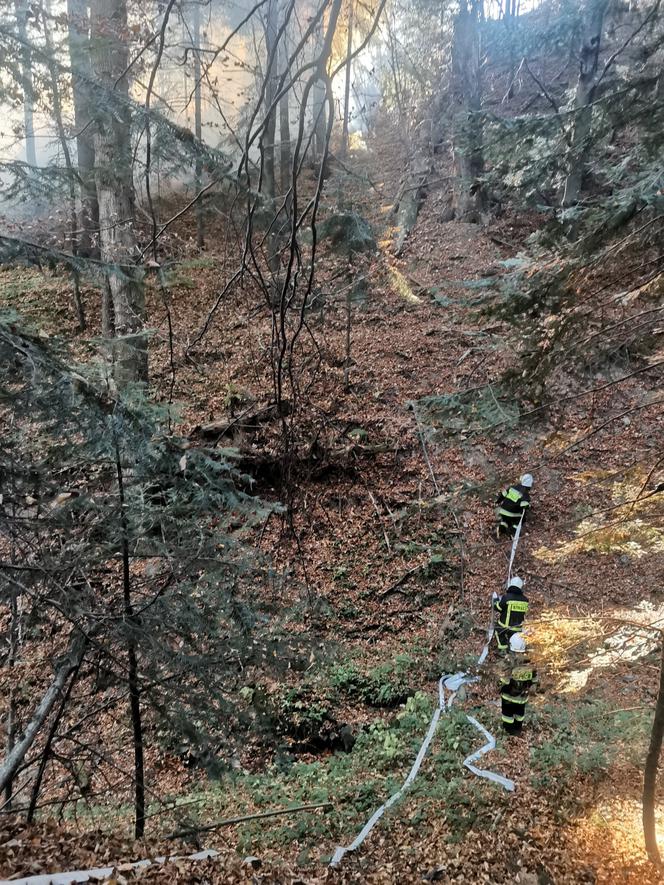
0;316;273;833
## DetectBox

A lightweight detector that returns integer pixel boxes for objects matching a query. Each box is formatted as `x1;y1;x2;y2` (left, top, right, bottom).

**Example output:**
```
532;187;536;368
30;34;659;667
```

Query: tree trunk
310;20;328;168
4;591;20;807
504;0;518;100
309;19;332;180
0;632;87;797
14;0;37;167
26;663;81;823
562;0;608;207
67;0;99;259
262;0;280;274
115;445;145;839
192;0;204;248
42;4;86;331
451;0;486;223
262;0;278;205
643;635;664;867
90;0;147;386
392;131;431;255
340;0;354;158
278;37;292;196
312;79;328;163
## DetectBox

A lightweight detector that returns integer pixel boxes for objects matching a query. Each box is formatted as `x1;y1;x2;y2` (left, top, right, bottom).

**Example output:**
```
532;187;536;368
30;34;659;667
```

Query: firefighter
495;473;533;538
500;634;538;735
493;575;529;652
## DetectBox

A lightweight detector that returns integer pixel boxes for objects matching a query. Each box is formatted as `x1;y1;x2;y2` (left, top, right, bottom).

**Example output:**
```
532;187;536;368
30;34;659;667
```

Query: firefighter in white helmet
493;575;529;652
495;473;533;538
500;633;538;735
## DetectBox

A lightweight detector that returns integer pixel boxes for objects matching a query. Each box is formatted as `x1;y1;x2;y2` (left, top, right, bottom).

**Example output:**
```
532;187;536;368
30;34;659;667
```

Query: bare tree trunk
14;0;37;167
67;0;99;259
340;0;354;158
392;139;431;255
42;4;86;331
451;0;486;222
309;20;331;179
562;0;608;207
643;635;664;867
0;631;87;797
101;278;115;339
192;0;204;249
312;81;328;163
4;452;20;810
262;0;280;274
504;0;518;100
115;444;145;839
4;590;20;808
310;20;328;169
26;663;81;823
262;0;278;205
278;37;292;196
385;12;407;131
90;0;147;386
343;288;352;390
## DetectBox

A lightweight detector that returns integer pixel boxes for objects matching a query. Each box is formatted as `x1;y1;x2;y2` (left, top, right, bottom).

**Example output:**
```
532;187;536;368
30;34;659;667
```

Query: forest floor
2;122;664;883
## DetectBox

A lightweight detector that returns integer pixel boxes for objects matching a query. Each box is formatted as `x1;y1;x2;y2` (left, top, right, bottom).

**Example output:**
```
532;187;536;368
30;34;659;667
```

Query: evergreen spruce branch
0;286;281;814
0;233;136;285
0;160;77;202
0;24;238;184
481;78;664;166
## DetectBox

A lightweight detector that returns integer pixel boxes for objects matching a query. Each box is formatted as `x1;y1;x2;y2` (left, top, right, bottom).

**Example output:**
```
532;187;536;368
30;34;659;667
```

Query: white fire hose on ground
330;516;524;868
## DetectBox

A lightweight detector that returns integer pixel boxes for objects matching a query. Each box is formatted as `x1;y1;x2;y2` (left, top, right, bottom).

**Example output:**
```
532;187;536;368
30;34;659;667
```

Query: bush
529;701;649;791
328;654;420;708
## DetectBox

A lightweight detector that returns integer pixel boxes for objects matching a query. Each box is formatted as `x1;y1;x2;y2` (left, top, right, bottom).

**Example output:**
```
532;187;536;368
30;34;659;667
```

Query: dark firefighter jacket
496;483;531;522
500;662;538;709
494;586;529;632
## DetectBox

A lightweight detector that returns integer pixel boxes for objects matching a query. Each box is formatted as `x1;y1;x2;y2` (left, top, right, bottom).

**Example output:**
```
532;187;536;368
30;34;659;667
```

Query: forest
1;0;664;881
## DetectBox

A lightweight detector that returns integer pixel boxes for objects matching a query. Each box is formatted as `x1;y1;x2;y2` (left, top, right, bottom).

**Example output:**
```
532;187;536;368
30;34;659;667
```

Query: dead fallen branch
164;801;332;840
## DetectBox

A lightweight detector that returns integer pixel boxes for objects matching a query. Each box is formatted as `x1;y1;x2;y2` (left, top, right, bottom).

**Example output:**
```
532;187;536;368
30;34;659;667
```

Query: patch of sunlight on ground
387;266;421;304
535;464;664;563
542;428;587;453
377;227;397;250
623;270;664;304
530;601;664;693
647;345;664;365
348;131;368;152
575;796;664;876
527;612;605;686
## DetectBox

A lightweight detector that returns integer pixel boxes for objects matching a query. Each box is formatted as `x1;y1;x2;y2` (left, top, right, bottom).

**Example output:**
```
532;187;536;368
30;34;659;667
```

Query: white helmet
520;473;534;488
510;634;526;654
508;576;524;590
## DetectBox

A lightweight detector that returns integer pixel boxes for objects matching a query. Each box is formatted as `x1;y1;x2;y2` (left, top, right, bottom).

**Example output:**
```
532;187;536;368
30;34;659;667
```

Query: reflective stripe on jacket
497;484;531;519
494;590;529;630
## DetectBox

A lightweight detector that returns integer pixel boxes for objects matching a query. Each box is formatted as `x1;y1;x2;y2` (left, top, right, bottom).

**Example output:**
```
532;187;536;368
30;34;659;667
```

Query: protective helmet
508;575;524;590
520;473;534;488
510;634;527;654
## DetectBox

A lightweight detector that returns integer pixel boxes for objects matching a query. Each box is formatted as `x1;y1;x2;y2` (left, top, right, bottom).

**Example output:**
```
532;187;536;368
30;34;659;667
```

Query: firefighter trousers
501;696;527;735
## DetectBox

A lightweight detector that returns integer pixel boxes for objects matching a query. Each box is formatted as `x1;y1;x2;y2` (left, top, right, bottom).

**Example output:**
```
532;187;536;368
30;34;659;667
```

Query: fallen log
0;631;88;797
165;801;333;840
